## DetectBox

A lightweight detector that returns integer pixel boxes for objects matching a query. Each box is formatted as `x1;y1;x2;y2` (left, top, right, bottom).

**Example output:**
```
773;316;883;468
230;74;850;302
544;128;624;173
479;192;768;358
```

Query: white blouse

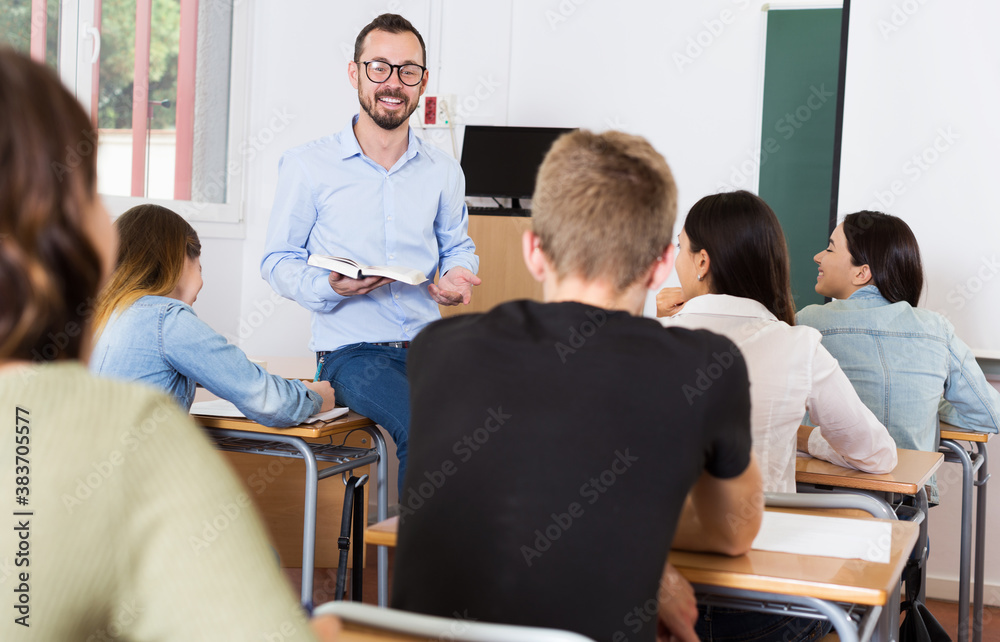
661;294;897;493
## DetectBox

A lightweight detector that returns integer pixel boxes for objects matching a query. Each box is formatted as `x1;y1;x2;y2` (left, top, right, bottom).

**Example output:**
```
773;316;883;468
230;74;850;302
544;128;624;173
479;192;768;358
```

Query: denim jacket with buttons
797;285;1000;457
90;295;320;427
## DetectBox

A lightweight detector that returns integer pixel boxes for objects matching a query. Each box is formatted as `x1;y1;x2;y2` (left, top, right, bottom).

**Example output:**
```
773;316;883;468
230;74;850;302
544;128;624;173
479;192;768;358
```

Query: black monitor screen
460;125;575;200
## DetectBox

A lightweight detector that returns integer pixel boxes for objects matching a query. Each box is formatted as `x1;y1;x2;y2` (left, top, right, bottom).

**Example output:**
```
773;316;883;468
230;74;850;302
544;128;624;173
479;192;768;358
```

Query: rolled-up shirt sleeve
435;164;478;277
160;304;320;426
261;153;346;313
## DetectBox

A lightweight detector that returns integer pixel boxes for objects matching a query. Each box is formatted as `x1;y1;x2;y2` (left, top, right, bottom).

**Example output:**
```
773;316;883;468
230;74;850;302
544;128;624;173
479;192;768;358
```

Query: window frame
62;0;251;235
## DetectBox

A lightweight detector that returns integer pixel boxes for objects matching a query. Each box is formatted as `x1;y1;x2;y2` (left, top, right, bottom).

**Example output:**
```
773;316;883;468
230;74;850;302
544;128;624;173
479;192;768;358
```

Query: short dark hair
354;13;426;66
842;211;923;306
684;190;796;325
0;48;102;361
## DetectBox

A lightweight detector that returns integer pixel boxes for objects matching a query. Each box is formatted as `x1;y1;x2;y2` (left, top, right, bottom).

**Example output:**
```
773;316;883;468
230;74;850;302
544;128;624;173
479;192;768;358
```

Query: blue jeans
318;343;409;494
695;606;832;642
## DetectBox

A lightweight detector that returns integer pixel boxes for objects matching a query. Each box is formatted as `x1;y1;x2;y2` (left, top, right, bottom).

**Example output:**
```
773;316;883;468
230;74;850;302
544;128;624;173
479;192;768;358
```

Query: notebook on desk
190;399;349;425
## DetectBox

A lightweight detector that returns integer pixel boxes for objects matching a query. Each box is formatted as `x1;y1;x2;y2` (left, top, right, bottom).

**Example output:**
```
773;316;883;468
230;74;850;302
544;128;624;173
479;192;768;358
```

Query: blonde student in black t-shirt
392;130;764;642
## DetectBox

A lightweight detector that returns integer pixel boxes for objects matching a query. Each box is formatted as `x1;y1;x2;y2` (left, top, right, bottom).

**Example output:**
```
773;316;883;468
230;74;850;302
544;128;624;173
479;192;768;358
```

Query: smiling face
351;29;427;131
814;223;868;299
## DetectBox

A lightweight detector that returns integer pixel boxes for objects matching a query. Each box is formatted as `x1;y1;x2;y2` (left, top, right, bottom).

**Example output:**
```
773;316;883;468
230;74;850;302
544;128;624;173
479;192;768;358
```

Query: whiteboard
838;1;1000;352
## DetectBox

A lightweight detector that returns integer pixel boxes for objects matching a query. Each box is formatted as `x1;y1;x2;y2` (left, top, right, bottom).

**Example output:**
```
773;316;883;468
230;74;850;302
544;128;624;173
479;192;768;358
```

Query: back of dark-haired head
0;48;102;361
684;190;796;325
842;211;923;306
354;14;426;66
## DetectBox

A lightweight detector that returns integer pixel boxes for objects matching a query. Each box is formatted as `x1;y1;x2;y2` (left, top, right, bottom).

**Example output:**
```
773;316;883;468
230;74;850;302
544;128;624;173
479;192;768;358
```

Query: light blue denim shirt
797;285;1000;456
260;115;479;353
90;295;320;427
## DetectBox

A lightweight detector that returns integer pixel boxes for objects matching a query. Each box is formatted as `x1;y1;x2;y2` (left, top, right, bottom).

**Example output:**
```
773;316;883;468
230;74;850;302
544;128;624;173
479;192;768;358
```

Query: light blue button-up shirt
261;116;479;352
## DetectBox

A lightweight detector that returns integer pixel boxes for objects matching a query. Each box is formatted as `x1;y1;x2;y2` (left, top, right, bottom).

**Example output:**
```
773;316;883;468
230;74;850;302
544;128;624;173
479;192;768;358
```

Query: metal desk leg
973;443;989;642
940;439;974;642
365;427;390;607
289;437;320;612
915;488;930;605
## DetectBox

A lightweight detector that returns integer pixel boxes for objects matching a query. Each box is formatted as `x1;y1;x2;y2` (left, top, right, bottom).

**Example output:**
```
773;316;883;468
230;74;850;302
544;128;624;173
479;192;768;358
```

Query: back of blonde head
531;130;677;290
93;204;201;334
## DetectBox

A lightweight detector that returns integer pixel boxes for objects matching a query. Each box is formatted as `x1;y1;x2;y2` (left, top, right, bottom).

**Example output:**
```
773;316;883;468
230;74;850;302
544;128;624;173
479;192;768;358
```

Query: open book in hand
307;254;428;286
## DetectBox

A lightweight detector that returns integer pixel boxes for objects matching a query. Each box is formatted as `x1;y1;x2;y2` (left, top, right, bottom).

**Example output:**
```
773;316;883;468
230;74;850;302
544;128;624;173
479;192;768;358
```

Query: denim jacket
90;295;320;426
797;285;1000;456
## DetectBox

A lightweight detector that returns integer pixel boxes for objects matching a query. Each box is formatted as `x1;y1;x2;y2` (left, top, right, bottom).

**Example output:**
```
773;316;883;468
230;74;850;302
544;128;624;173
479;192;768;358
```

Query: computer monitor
460;125;575;201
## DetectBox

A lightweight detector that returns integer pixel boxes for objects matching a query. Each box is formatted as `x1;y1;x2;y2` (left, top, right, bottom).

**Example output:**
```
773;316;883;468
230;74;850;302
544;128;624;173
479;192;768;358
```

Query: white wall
838;1;1000;353
189;0;999;604
838;0;1000;604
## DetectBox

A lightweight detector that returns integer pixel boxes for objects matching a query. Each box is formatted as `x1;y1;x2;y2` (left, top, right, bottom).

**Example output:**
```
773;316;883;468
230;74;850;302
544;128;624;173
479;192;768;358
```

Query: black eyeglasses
361;60;426;86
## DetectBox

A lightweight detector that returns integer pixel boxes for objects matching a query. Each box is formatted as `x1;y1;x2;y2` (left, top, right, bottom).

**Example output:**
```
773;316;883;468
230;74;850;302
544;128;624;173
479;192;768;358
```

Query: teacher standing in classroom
261;14;480;490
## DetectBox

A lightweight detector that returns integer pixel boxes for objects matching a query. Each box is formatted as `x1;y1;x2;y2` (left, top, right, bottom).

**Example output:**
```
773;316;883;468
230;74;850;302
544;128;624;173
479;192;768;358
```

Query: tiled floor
286;550;1000;641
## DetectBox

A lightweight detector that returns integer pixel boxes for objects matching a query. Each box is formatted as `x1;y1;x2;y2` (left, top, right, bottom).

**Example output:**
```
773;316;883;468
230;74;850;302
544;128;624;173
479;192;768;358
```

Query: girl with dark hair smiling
658;191;896;493
798;211;1000;502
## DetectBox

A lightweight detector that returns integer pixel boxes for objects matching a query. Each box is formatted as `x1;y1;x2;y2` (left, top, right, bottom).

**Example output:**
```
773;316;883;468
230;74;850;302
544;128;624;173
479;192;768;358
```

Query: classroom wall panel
838;1;1000;353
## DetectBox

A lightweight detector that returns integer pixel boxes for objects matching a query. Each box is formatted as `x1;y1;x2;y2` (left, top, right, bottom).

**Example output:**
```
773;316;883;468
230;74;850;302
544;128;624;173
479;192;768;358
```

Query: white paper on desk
752;511;893;563
190;400;349;424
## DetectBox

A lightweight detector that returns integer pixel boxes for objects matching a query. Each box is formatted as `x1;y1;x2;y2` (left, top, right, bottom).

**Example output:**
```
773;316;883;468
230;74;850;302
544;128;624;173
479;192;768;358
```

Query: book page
752;511;892;563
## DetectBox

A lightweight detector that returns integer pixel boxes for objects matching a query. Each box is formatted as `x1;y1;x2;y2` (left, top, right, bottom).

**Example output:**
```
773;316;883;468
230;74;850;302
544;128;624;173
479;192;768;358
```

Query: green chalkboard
758;8;842;310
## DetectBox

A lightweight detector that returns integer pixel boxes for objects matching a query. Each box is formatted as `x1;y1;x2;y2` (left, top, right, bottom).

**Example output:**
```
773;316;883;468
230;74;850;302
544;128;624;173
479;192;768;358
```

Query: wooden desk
795;448;943;495
939;422;993;642
198;409;377;439
338;623;426;642
366;516;399;547
193;408;389;610
940;425;991;443
365;512;918;642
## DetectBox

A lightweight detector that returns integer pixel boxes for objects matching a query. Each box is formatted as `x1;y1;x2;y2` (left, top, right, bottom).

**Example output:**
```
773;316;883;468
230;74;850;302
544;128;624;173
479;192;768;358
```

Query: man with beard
261;14;479;490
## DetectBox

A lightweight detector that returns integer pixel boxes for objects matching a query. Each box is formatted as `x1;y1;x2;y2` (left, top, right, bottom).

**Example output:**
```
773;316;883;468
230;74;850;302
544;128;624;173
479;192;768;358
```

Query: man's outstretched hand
428;266;481;306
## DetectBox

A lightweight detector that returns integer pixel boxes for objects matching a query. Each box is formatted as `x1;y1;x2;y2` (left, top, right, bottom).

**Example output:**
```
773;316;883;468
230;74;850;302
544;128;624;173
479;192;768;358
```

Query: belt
371;341;410;348
316;342;411;360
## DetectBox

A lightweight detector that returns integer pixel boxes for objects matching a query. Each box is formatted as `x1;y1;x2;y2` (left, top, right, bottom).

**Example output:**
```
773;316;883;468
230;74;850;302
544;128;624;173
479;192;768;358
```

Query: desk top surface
192;410;375;438
940;422;993;444
795;447;943;494
189;356;375;437
366;510;917;607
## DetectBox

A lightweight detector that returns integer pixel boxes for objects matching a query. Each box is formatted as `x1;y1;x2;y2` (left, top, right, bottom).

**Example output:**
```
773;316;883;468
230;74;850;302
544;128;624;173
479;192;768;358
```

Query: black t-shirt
391;300;751;642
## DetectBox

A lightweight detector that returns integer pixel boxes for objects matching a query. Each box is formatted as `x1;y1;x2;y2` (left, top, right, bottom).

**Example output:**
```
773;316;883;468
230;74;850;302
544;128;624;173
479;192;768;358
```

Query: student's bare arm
671;453;763;556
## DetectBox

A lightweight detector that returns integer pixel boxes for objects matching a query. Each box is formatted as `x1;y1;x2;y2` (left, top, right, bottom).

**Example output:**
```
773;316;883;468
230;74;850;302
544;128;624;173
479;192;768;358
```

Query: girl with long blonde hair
91;203;335;426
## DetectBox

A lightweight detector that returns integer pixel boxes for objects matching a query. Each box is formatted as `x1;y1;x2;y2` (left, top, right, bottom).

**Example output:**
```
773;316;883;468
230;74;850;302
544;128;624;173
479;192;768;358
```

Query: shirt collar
847;284;886;301
673;293;778;322
339;114;426;167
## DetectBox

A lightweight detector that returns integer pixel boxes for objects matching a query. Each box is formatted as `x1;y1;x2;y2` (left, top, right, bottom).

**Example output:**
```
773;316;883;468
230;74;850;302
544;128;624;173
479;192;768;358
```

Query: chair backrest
768;490;897;520
313;601;597;642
